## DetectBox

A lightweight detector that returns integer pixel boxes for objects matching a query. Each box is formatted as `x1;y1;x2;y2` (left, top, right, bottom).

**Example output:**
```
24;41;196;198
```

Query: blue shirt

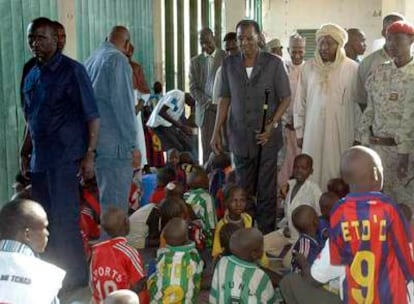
23;52;99;172
291;233;322;273
85;42;138;159
317;216;330;245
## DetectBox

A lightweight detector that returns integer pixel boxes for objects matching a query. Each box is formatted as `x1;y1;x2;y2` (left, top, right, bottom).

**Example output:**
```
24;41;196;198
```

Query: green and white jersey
210;255;275;304
184;188;217;247
148;242;203;303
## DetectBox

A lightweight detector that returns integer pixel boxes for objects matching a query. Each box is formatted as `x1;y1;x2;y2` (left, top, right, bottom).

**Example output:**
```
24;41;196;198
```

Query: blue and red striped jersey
329;192;414;304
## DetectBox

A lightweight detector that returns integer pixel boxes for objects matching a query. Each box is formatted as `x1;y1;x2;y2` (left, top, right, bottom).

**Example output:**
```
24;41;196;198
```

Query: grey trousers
280;273;342;304
201;106;217;164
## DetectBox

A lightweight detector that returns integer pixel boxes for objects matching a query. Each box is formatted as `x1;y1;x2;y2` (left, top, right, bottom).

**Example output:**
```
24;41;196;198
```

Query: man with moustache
211;20;291;233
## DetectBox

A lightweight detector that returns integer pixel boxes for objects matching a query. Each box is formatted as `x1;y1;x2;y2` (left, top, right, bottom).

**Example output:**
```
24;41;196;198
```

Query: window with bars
297;29;317;60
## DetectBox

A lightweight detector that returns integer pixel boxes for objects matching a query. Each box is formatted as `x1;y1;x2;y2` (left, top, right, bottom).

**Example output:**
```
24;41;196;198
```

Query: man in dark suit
211;20;291;233
189;28;226;163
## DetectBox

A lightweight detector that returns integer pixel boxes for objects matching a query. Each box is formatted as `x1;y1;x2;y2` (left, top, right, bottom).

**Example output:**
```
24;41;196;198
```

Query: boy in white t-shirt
264;154;321;266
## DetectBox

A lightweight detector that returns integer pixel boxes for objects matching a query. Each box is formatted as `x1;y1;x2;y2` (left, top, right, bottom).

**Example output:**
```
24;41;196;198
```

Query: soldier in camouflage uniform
357;21;414;205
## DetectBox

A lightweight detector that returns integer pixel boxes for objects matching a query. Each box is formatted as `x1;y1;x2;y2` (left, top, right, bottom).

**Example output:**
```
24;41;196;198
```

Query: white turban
314;23;348;90
316;23;348;47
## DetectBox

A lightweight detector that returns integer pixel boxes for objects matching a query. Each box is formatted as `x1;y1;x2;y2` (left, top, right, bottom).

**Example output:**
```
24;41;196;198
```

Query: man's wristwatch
273;121;279;129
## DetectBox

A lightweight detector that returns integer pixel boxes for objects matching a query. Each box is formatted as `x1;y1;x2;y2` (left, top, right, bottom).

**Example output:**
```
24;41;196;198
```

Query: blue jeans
95;157;133;214
31;161;88;289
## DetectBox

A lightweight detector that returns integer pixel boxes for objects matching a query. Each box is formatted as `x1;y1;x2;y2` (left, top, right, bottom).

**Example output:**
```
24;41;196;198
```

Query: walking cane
254;89;271;199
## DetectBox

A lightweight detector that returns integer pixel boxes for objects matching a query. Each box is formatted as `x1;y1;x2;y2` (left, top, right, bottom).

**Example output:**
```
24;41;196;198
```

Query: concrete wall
57;0;76;58
262;0;383;57
224;0;246;32
224;0;414;60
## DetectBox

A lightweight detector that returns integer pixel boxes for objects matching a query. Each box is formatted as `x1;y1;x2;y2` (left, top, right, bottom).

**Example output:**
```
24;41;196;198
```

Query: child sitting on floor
104;290;139;304
291;205;323;273
149;167;176;205
180;151;195;181
184;165;217;248
264;154;321;263
212;185;252;259
210;228;275;303
165;181;184;199
327;177;349;198
214;169;237;220
158;197;205;250
166;148;186;187
318;191;340;243
79;177;101;259
207;152;232;218
148;217;204;303
217;223;241;258
90;207;149;304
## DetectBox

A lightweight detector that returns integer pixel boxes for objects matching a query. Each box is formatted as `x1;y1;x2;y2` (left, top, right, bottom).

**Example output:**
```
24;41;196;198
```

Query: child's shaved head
163;217;188;246
165;181;184;199
292;205;319;235
319;191;340;219
187;165;209;189
340;146;383;192
327;178;349;198
294;153;313;167
160;197;188;228
179;152;194;165
101;207;129;237
104;289;139;304
230;227;263;262
220;223;241;256
293;154;314;183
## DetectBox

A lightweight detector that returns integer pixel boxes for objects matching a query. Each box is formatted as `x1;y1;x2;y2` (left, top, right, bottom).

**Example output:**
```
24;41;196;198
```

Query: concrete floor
60;286;210;304
60;286;91;304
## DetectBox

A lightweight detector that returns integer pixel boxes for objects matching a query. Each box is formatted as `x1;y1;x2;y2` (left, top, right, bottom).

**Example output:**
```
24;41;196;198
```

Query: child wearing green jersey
148;218;203;303
210;227;275;304
184;165;217;248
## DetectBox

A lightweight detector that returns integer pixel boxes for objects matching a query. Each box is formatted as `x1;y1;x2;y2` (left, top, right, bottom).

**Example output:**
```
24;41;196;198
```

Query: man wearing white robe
294;24;359;190
278;33;306;187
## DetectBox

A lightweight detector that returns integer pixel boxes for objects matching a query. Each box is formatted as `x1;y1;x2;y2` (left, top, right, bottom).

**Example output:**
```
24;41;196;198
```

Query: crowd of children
6;145;414;304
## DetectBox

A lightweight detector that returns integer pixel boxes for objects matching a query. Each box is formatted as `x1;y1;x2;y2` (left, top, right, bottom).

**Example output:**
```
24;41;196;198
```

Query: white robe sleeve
293;66;307;139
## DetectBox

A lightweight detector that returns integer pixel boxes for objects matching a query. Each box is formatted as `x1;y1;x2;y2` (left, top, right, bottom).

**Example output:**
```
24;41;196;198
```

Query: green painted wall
0;0;57;206
0;0;154;206
75;0;154;85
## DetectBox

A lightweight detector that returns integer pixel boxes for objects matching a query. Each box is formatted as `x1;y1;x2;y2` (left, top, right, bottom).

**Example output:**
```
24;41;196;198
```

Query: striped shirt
210;255;275;303
148;242;203;303
291;233;322;273
329;192;414;304
184;188;217;247
90;237;148;303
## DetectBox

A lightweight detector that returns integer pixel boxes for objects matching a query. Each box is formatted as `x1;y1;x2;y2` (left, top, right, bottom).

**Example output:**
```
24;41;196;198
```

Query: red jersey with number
90;237;149;303
329;192;414;304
